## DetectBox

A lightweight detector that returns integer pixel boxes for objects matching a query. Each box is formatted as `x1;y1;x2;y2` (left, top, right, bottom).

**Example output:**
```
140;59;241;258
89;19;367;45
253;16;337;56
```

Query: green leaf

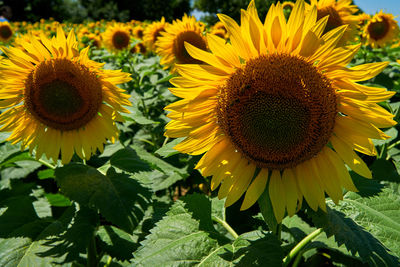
110;147;152;173
132;170;184;192
0;160;41;180
111;145;188;191
370;159;400;182
154;138;183;158
40;206;97;264
217;231;283;267
45;193;71;207
38;169;55;180
309;187;400;267
124;104;158;125
55;164;151;233
98;225;139;261
133;194;282;266
339;188;400;259
0;198;75;267
258;187;279;233
132;198;219;266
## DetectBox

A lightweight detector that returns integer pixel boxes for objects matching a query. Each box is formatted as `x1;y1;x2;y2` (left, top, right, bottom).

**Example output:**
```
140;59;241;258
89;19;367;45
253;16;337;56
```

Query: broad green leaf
132;198;219;266
0;193;75;267
0;160;41;180
133;194;282;266
132;170;184;192
98;225;139;261
40;206;97;264
38;169;55;180
124;104;158;125
309;187;400;267
111;145;188;191
154;138;184;158
55;164;151;233
370;159;400;182
338;188;400;259
110;147;152;173
45;193;71;207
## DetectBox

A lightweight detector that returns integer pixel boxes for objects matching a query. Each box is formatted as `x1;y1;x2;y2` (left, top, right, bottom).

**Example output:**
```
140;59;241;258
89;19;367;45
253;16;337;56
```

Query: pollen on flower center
368;17;390;40
25;58;102;131
217;54;337;169
173;31;207;64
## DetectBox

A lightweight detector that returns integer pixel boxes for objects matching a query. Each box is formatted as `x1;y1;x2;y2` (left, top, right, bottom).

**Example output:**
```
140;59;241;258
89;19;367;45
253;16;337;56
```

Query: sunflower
156;14;207;72
211;21;228;40
133;25;144;40
0;21;13;42
143;17;167;51
309;0;359;45
282;1;295;11
102;23;132;52
362;11;400;48
164;0;396;222
0;27;131;164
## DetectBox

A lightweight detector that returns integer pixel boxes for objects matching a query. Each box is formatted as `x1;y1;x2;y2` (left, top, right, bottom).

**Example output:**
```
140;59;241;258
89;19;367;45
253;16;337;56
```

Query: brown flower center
173;31;207;64
317;6;343;33
25;58;102;131
0;25;12;40
368;17;390;40
217;54;337;170
112;31;130;50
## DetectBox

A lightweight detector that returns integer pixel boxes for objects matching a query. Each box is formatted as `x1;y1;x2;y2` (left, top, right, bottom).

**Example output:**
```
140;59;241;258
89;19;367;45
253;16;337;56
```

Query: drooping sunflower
0;21;13;42
102;23;132;52
362;11;400;48
164;0;396;222
156;14;207;72
309;0;359;45
0;27;131;164
143;17;167;51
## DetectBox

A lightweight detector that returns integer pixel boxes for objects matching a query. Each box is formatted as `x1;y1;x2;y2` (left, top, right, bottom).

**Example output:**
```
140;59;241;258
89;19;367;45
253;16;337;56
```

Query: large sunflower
143;17;167;52
164;0;396;222
309;0;359;45
0;27;131;164
0;21;13;42
156;14;207;72
102;23;132;52
362;11;400;48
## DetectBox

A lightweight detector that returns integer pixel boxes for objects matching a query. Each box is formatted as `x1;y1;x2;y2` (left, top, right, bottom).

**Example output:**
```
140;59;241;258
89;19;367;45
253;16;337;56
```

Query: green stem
387;140;400;151
212;216;239;239
104;256;112;267
37;159;56;169
87;234;98;267
282;228;323;266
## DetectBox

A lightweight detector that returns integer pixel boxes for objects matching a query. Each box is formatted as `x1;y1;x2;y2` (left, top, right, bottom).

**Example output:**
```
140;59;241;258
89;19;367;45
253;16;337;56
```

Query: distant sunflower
102;23;132;52
165;0;396;222
156;14;207;72
0;27;131;164
211;21;228;39
363;11;400;48
133;25;144;40
357;13;371;27
143;17;167;51
309;0;359;45
0;21;13;42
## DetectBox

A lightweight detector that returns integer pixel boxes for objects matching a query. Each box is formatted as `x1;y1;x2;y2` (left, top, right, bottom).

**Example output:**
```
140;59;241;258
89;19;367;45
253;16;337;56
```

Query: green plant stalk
212;216;239;239
87;234;98;267
282;228;323;266
37;159;56;169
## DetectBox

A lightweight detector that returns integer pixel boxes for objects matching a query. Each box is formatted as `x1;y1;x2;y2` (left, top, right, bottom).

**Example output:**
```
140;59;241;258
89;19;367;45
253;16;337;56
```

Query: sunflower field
0;0;400;266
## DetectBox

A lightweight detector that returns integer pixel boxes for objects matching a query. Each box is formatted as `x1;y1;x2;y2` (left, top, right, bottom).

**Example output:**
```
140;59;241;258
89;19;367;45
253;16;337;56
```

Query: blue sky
355;0;400;18
192;1;400;22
